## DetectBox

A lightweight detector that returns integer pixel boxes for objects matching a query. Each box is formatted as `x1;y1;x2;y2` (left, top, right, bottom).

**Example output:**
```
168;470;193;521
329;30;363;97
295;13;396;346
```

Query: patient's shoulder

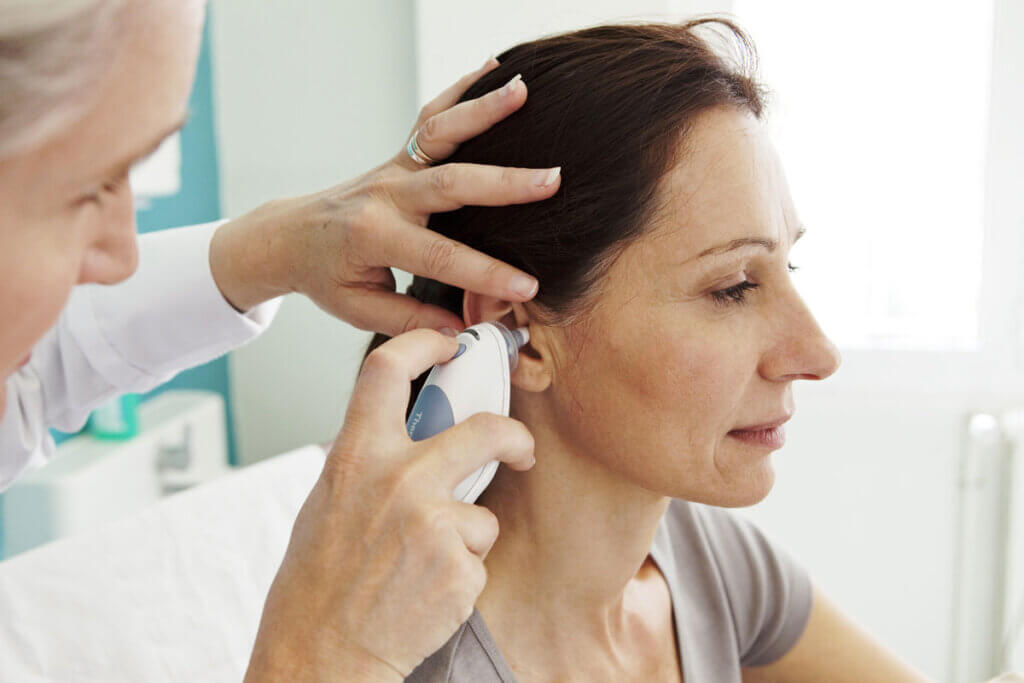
660;498;808;598
658;499;814;667
405;610;509;682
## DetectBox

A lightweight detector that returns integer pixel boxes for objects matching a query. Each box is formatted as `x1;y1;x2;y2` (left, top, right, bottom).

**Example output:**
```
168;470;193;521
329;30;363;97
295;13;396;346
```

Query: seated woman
366;18;927;683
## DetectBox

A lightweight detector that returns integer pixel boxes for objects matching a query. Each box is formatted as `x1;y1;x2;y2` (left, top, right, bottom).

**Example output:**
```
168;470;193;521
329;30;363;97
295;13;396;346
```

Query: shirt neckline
464;509;690;682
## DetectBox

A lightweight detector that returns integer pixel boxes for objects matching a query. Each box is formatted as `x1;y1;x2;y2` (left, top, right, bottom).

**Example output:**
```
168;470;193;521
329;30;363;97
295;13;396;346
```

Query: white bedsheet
0;445;325;682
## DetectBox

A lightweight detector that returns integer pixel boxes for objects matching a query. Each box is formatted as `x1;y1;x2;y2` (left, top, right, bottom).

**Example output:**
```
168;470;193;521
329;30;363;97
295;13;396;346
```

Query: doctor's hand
245;329;536;682
210;58;560;336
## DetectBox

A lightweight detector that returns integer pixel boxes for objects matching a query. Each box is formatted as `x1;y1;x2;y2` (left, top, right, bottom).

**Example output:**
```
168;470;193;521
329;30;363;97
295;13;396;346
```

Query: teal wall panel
52;14;237;462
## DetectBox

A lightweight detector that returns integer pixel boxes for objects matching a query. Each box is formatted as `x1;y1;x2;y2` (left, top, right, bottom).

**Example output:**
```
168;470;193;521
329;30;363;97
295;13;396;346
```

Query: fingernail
438;327;459;337
511;276;538;299
534;166;561;187
482;55;499;68
499;73;523;97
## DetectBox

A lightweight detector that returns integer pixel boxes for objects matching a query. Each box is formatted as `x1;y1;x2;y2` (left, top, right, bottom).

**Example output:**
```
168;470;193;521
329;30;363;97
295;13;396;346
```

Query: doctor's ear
462;291;552;393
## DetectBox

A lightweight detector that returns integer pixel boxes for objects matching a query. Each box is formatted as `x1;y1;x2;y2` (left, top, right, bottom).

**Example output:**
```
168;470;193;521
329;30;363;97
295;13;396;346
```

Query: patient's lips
727;413;792;449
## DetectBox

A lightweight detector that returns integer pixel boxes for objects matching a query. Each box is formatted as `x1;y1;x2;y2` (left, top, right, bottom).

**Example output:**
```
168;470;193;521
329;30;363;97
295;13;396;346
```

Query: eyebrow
695;225;806;260
99;115;189;180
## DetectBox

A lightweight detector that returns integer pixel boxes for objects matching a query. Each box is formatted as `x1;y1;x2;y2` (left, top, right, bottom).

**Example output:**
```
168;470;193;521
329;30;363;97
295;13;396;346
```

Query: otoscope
405;322;530;503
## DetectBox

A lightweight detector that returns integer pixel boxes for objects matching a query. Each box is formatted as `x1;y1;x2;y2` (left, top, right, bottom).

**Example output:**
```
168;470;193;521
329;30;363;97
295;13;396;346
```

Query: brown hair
365;18;765;419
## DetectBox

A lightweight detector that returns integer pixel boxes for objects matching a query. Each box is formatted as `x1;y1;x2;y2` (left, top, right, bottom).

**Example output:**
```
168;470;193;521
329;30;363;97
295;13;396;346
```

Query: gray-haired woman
0;0;551;679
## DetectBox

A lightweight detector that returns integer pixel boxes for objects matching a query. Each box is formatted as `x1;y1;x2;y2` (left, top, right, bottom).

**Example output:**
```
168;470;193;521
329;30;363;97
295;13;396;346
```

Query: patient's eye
708;259;802;307
711;280;758;305
710;263;799;306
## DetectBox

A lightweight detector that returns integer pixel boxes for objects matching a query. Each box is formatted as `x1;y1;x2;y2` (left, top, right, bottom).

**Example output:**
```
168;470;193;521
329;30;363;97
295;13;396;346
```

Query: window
731;1;994;350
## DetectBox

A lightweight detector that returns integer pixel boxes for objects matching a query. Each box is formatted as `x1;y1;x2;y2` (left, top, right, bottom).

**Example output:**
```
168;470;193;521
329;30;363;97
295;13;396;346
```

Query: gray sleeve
699;506;814;667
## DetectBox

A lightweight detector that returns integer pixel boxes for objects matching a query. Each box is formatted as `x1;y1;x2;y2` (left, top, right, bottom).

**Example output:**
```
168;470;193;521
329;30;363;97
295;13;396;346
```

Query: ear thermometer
405;322;529;503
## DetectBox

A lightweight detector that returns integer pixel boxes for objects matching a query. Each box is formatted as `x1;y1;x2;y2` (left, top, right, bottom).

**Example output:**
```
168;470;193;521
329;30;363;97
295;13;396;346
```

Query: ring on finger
406;129;437;167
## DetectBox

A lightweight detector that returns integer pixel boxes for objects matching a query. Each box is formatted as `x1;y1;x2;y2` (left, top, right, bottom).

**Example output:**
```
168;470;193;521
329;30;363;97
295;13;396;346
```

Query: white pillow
0;445;325;682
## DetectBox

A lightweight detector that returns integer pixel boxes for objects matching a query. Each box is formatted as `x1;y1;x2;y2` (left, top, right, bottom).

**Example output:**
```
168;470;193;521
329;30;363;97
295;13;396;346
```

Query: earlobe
463;291;553;393
511;347;552;393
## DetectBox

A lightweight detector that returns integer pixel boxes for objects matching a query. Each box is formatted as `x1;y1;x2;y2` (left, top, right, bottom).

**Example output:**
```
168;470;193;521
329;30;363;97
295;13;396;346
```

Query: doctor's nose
77;182;140;286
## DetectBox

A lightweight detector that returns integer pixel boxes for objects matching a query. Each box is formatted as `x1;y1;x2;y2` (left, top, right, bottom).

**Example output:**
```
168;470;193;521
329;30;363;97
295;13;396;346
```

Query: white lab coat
0;221;280;491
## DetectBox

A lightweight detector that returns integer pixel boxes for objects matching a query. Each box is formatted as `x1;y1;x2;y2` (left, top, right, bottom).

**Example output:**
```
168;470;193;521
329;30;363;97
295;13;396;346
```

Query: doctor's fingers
417;57;500;124
392;162;561;217
343;329;461;438
422;412;536;490
450;502;501;559
378;218;540;303
407;72;528;166
328;285;465;338
393;58;501;173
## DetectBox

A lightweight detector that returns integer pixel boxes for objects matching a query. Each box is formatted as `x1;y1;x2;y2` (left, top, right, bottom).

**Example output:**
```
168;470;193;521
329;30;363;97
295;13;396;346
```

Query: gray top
406;499;812;682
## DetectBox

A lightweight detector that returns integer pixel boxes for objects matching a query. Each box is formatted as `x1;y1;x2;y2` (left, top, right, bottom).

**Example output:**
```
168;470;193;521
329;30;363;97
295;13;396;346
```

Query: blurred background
1;0;1022;680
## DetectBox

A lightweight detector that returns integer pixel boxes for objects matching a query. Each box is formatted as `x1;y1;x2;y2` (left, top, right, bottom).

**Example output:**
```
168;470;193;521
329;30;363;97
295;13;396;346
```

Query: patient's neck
475;395;671;658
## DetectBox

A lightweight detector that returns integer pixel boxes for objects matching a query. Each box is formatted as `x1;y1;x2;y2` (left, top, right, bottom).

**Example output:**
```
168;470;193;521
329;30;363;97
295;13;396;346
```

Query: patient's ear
463;291;552;393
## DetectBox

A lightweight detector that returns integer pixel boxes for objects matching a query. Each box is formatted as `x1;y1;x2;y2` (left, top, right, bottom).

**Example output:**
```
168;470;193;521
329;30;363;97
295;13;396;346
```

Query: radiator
952;412;1024;680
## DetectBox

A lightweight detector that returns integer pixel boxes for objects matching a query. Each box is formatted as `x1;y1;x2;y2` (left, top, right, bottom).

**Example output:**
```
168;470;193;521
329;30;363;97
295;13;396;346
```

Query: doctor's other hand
209;58;560;336
245;329;536;682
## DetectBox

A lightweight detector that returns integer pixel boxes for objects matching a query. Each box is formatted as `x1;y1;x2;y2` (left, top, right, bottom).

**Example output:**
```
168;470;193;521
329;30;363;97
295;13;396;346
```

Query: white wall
415;0;727;103
209;1;417;462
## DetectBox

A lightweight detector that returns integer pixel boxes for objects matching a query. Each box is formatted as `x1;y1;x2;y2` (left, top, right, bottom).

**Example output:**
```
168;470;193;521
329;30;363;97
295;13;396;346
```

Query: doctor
0;0;545;680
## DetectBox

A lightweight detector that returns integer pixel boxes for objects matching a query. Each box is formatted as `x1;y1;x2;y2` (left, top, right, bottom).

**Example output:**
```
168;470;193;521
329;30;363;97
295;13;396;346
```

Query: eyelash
710;263;800;306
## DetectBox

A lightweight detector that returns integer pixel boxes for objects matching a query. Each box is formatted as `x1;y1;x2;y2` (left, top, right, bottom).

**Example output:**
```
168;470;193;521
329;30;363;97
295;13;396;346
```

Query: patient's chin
670;458;776;508
722;460;775;508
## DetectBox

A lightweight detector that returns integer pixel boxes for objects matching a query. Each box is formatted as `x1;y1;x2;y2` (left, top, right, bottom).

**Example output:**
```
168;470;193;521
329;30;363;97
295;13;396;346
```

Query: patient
366;18;927;683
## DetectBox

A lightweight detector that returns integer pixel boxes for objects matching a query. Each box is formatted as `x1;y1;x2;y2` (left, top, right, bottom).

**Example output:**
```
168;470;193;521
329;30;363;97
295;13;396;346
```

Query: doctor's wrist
209;204;294;313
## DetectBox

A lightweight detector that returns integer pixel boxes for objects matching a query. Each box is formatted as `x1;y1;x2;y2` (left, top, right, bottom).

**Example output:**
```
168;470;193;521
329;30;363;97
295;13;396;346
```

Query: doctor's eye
78;174;128;208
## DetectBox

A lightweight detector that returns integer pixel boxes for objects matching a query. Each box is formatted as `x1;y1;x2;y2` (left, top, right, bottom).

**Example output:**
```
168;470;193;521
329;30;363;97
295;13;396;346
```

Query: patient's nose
760;294;841;382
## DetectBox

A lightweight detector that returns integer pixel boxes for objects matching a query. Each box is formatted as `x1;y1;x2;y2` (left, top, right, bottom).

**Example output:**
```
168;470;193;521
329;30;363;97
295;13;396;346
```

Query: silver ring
406;129;437;167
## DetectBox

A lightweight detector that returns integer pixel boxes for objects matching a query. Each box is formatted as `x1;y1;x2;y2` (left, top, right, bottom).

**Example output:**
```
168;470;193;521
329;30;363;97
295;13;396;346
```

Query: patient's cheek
628;333;713;402
678;351;734;401
548;338;630;441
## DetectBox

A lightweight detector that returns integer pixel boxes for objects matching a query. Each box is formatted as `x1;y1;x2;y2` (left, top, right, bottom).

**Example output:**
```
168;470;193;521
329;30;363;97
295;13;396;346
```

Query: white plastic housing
408;323;512;503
